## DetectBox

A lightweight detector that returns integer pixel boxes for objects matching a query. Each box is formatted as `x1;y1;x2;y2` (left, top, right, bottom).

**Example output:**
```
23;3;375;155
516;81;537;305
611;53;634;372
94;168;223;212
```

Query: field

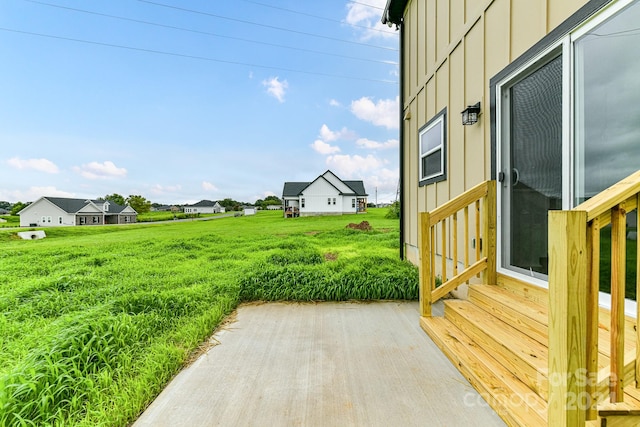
0;209;417;426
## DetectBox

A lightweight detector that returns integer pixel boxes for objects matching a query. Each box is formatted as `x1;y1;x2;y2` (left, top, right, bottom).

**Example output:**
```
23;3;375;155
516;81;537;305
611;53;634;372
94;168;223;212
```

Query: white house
18;197;137;227
183;200;225;214
282;170;368;218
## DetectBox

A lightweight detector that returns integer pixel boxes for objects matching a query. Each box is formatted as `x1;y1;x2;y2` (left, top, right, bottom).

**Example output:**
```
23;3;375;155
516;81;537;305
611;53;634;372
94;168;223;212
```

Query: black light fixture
461;102;481;125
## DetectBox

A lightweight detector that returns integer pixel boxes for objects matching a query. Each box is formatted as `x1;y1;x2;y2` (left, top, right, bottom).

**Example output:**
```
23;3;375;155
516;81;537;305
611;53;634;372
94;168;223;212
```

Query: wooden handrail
419;180;496;317
575;169;640;222
428;180;491;225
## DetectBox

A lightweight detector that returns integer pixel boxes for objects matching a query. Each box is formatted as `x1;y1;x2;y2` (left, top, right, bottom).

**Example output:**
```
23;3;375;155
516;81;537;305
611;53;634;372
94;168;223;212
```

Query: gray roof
282;173;368;197
186;200;220;207
44;197;131;214
282;182;310;198
344;181;368;196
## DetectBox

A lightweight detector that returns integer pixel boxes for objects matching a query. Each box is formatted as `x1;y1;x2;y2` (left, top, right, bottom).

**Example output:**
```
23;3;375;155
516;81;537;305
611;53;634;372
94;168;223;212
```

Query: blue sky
0;0;399;205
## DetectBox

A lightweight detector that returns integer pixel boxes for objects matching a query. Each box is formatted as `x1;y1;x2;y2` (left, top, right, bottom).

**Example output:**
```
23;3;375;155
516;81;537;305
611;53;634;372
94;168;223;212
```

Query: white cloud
150;184;182;195
355;138;398;150
7;157;59;173
0;186;74;202
345;0;398;41
311;139;341;155
73;161;127;180
363;168;400;202
326;154;386;177
318;124;356;143
262;76;288;103
351;96;399;130
320;124;339;142
329;99;341;107
202;181;218;191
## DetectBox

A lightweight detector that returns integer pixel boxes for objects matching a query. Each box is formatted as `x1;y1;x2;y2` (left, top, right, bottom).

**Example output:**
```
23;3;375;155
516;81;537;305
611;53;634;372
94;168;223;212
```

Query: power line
347;1;385;11
0;27;398;84
136;0;397;52
22;0;397;66
236;0;397;35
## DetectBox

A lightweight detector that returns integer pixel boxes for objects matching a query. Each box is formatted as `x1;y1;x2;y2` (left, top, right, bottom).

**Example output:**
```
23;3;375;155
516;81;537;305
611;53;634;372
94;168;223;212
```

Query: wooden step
420;316;547;427
596;400;640;427
470;284;637;402
468;284;547;345
444;299;549;400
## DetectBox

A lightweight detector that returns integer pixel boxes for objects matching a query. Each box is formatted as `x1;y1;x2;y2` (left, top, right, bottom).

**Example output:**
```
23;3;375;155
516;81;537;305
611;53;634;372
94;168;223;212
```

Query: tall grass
0;209;416;426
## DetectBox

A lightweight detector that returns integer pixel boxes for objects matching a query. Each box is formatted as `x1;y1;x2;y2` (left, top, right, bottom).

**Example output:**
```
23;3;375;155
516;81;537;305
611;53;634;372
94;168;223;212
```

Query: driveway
133;301;505;427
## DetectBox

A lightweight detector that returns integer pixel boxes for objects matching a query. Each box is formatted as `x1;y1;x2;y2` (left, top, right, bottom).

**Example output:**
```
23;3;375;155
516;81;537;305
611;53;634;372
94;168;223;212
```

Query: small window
327;198;331;205
301;198;305;208
419;108;447;185
79;217;86;225
47;216;52;223
332;198;336;205
352;199;355;208
92;216;99;224
58;216;62;224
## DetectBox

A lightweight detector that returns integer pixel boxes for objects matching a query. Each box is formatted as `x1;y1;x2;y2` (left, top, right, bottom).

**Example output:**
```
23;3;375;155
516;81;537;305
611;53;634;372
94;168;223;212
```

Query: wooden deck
421;280;640;427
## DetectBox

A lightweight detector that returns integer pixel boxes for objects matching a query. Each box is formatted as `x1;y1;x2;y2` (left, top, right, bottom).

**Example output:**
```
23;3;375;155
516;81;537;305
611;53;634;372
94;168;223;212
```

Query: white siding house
183;200;225;214
282;170;368;217
18;197;137;227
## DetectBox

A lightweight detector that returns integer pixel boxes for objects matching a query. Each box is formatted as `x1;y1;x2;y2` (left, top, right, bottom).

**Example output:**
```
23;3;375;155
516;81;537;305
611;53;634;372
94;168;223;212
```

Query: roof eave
381;0;408;26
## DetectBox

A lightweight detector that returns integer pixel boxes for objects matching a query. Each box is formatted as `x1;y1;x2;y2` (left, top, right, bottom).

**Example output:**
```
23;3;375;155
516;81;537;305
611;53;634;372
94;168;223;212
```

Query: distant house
151;204;178;212
0;208;9;215
266;205;283;210
183;200;225;214
18;197;137;227
282;170;368;218
243;206;257;216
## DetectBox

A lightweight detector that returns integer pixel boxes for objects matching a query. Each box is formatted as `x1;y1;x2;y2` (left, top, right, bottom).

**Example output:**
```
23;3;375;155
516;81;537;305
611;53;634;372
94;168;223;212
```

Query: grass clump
239;255;418;302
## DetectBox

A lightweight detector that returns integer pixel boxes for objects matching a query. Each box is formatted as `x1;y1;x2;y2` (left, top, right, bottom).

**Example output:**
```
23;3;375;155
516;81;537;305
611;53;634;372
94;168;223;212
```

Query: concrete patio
133;301;506;427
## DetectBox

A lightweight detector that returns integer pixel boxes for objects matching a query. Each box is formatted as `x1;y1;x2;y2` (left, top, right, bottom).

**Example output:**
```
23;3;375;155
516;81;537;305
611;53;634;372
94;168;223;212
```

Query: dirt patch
305;231;321;235
324;252;338;261
346;221;372;231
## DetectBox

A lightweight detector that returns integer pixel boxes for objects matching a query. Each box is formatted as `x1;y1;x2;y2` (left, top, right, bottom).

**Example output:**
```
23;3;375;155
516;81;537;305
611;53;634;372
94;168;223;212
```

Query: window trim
418;108;447;186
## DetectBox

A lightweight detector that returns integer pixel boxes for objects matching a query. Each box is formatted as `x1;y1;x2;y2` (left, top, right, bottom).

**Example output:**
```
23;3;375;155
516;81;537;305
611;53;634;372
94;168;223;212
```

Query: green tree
126;195;152;214
10;201;28;215
103;193;126;205
0;201;11;211
254;195;282;209
219;198;241;211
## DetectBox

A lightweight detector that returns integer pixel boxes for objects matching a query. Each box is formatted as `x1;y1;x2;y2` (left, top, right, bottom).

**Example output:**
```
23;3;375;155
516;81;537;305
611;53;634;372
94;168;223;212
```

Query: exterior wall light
461;102;481;125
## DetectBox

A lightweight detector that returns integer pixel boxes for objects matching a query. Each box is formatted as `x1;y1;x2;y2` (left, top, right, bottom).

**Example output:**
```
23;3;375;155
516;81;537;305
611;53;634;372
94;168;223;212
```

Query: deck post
548;210;588;427
482;181;497;286
419;212;432;317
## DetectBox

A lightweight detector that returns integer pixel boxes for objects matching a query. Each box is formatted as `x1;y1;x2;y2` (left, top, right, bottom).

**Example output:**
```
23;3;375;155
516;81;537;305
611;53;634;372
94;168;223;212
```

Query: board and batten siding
300;179;343;215
400;0;588;264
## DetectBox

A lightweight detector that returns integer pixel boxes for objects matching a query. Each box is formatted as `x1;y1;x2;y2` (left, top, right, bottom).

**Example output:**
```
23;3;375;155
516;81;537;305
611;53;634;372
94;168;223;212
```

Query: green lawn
0;209;416;426
597;225;638;300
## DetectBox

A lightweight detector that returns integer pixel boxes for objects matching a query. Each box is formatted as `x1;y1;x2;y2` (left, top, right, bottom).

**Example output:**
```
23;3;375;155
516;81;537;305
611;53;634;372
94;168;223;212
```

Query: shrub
385;201;400;219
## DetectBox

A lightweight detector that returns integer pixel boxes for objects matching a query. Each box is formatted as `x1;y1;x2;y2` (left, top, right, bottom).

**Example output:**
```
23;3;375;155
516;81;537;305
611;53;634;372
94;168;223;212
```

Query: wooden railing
548;169;640;424
418;180;496;317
